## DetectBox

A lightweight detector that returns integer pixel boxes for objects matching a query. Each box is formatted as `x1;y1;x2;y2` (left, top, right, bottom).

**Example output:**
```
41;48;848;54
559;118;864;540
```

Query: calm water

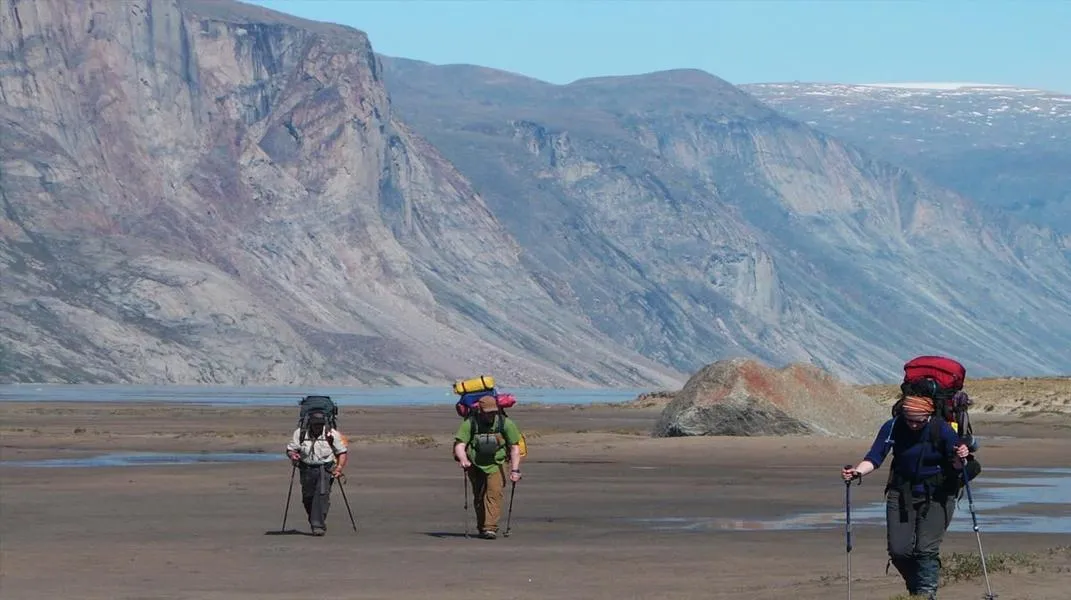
0;383;650;407
3;452;283;468
628;467;1071;535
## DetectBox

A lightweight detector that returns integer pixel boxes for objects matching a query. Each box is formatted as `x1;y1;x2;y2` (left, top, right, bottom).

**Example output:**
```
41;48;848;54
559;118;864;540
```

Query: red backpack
903;355;966;395
891;355;981;487
894;355;972;439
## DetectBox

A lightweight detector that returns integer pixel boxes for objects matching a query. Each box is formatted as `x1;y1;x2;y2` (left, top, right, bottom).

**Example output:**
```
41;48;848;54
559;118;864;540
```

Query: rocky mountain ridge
2;0;1070;387
377;56;1071;383
0;0;681;387
742;82;1071;235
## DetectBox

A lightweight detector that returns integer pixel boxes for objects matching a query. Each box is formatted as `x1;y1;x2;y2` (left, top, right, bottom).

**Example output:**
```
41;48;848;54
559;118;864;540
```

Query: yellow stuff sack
500;431;529;458
453;375;495;395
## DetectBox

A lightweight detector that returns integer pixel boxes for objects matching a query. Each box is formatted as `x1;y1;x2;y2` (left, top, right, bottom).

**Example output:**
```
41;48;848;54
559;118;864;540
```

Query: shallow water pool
1;452;283;468
629;467;1071;535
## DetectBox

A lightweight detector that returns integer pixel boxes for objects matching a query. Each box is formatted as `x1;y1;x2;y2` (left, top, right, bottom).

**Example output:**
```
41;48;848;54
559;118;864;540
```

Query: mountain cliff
0;0;682;386
3;0;1070;387
377;56;1071;382
742;82;1071;236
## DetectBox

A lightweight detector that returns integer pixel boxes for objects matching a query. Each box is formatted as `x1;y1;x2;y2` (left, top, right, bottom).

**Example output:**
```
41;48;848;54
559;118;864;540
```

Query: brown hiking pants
469;465;507;532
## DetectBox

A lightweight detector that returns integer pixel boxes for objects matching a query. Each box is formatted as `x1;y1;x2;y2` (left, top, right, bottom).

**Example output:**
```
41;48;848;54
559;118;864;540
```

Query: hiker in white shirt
285;411;348;535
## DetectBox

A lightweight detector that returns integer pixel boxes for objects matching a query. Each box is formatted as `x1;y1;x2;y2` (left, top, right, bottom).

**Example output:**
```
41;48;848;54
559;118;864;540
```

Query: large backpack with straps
452;374;518;417
887;356;981;490
892;356;978;447
450;376;527;458
297;395;339;443
455;390;518;418
463;412;528;460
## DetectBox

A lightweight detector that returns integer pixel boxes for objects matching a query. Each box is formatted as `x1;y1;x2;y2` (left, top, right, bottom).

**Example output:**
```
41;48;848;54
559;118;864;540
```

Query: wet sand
1;402;1069;600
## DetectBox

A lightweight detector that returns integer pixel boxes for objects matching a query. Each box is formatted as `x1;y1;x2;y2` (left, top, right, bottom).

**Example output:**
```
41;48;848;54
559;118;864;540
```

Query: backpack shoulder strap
496;415;510;451
466;415;478;444
885;416;898;447
467;415;507;444
931;420;949;475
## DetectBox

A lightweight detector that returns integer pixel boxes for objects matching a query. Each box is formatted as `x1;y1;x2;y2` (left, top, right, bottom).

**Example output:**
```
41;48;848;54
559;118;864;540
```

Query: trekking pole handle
843;464;862;485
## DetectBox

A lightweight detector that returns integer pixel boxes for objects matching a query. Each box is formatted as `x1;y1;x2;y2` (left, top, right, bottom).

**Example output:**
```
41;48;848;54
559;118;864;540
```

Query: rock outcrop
652;359;888;438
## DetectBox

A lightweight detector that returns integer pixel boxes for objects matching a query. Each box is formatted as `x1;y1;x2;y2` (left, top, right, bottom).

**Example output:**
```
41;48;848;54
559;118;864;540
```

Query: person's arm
334;451;348;475
505;420;523;481
453;420;472;468
845;419;894;479
330;429;349;476
848;460;877;478
454;441;472;467
286;429;301;461
508;444;522;480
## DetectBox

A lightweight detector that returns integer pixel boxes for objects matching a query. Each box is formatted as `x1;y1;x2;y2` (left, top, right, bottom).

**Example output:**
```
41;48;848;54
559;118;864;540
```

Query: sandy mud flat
1;401;1069;599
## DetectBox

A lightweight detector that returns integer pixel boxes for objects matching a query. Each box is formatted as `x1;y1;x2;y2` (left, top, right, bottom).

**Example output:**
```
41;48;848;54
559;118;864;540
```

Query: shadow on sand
264;528;317;536
423;531;477;539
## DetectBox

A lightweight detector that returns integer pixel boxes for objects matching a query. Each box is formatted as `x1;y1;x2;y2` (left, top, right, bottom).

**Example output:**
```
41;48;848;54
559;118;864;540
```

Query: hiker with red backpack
841;356;981;600
453;382;525;540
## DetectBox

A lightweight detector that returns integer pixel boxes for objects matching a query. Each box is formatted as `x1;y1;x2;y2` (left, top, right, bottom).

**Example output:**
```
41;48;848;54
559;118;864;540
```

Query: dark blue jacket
863;417;965;495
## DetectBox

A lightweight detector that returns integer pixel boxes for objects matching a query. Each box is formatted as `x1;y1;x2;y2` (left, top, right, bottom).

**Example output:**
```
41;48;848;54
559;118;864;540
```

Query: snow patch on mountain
861;82;1018;91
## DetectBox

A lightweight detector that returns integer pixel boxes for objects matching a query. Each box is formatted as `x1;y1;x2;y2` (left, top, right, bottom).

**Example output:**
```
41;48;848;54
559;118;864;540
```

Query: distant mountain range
2;0;1068;386
742;82;1071;236
377;57;1071;382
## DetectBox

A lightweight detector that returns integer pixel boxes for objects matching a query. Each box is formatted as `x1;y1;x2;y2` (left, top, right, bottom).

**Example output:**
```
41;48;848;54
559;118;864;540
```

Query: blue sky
248;0;1071;93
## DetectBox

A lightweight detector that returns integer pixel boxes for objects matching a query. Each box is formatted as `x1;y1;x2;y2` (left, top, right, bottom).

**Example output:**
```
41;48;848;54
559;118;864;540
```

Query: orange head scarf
901;395;935;417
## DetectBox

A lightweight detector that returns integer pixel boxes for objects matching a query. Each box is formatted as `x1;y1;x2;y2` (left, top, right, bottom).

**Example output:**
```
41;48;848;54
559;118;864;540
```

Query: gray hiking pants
886;488;956;598
299;463;334;529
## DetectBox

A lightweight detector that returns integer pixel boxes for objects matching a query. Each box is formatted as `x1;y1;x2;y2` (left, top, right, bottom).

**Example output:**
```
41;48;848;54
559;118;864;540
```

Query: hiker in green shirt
453;395;524;539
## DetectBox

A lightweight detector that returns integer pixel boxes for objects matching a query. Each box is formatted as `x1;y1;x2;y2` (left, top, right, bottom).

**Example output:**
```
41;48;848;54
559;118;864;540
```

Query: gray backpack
468;414;506;462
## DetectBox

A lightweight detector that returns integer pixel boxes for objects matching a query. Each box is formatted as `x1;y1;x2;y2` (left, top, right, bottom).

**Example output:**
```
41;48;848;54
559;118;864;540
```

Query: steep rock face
379;57;1071;383
652;359;887;438
742;83;1071;235
0;0;683;386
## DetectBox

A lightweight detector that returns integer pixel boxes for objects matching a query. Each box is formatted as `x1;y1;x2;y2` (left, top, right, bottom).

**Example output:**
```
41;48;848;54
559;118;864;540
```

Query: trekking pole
335;474;359;533
957;412;996;600
962;470;997;600
843;465;861;600
463;469;471;538
280;461;297;532
503;480;517;537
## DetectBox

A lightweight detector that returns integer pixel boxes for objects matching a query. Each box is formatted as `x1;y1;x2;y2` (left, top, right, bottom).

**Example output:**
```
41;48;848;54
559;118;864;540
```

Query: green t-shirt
454;415;522;474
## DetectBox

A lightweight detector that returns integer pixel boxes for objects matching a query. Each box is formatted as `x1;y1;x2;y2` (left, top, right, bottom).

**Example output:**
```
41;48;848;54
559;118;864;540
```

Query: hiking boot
311;526;326;536
479;530;497;539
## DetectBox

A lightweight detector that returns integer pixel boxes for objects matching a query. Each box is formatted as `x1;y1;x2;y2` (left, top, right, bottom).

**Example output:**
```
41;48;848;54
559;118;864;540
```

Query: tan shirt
286;427;348;465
